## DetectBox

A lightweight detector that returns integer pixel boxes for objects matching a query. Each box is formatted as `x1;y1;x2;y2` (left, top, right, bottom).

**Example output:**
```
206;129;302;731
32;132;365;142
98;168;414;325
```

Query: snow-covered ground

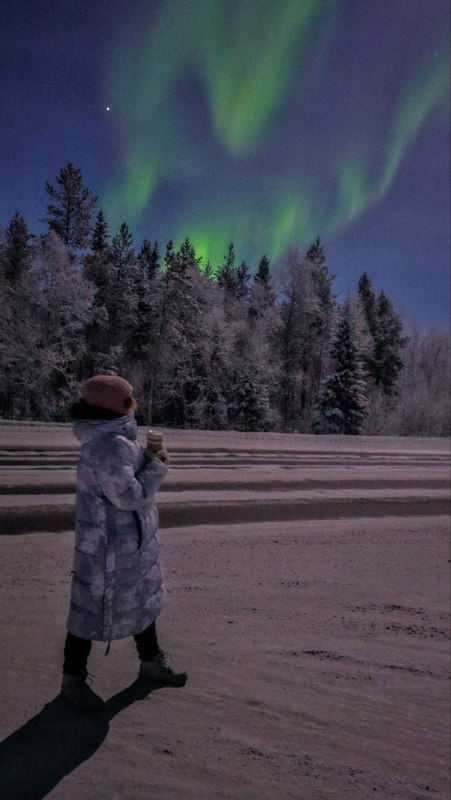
0;424;449;799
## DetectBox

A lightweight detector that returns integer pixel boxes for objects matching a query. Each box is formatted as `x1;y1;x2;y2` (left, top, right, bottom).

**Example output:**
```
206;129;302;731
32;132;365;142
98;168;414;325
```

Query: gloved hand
145;447;169;465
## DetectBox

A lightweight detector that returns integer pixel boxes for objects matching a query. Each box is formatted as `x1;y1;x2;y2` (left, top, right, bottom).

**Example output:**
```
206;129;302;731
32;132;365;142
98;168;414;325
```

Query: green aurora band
104;1;450;268
380;52;450;198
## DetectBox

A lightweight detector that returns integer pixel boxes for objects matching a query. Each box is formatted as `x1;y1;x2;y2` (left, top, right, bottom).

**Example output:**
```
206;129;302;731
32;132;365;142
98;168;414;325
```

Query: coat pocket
132;511;143;549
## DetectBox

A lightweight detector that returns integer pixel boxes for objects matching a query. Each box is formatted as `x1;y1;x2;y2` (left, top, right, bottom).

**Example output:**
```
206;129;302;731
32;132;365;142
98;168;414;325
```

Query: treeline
0;163;449;435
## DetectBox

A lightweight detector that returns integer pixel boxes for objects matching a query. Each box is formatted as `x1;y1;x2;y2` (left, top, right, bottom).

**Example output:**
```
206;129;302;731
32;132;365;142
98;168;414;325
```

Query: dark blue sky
1;0;449;326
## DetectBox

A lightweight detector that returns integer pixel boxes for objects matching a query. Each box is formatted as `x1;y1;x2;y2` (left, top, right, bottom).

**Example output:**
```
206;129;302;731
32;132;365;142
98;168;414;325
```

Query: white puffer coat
66;414;167;641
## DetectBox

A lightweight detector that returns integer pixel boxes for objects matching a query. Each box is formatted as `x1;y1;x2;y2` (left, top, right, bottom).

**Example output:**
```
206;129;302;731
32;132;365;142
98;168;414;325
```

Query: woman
61;375;187;712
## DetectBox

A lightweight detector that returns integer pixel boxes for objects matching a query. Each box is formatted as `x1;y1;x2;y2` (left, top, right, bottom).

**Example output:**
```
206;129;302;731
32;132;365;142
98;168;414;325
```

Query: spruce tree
91;210;109;253
306;236;335;326
139;239;159;279
149;240;214;426
100;222;138;349
126;244;157;366
0;214;34;416
217;243;239;296
111;222;134;267
314;303;367;435
277;244;336;430
235;260;251;301
250;255;276;318
358;274;406;395
163;240;176;271
111;223;136;310
190;316;232;430
179;237;199;266
3;213;33;282
228;371;274;431
254;254;271;286
150;241;160;275
358;272;377;336
191;384;229;430
83;212;111;298
161;238;201;277
372;291;406;395
44;163;97;252
304;237;336;416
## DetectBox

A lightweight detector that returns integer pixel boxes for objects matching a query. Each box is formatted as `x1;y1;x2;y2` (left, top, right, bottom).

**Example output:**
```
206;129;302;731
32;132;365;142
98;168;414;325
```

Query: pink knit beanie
81;375;134;414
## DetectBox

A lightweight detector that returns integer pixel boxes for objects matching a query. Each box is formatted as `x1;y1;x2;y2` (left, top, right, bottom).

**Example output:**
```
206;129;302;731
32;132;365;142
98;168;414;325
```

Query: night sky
1;0;449;326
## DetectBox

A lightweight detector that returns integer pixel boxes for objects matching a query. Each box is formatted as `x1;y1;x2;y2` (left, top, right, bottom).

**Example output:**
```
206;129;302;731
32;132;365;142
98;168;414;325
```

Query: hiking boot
138;651;187;687
60;669;105;712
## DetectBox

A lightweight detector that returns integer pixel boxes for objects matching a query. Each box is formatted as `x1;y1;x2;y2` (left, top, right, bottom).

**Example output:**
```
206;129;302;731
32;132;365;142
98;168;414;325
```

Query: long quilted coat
66;414;167;641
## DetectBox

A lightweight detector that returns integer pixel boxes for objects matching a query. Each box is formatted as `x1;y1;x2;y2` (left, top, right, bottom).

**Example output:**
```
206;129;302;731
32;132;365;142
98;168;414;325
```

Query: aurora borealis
1;0;450;324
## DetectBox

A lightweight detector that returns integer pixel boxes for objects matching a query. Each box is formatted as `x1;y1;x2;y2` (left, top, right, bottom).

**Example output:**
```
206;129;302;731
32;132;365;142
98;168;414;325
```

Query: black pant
63;621;160;675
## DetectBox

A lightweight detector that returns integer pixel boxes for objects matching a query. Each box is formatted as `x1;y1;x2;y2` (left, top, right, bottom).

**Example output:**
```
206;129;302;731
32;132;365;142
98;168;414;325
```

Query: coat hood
73;414;138;445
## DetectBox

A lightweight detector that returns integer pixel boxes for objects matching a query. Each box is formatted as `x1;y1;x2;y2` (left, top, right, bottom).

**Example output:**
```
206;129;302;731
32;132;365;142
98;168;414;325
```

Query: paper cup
146;430;163;452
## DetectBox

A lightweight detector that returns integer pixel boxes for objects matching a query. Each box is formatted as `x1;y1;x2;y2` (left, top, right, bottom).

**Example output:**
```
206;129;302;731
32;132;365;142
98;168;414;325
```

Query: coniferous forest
0;163;449;435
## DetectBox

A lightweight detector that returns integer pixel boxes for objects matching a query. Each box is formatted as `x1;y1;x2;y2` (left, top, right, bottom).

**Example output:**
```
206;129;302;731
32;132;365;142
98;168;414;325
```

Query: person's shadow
0;680;160;799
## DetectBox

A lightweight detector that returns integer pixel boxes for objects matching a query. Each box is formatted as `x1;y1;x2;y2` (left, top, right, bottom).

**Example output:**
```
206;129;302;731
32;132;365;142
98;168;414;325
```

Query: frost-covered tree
217;248;275;424
189;311;233;430
44;163;97;253
304;236;336;403
306;237;335;333
191;381;229;430
1;171;439;434
313;302;367;435
276;244;336;430
143;241;217;426
0;262;17;415
1;233;93;418
227;371;274;431
33;234;93;408
372;324;450;436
